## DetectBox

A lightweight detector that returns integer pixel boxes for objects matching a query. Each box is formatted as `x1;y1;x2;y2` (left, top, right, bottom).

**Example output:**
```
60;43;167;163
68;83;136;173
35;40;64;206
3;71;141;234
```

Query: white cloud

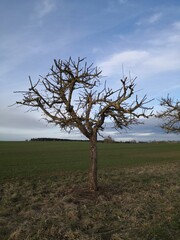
35;0;55;19
117;0;128;4
102;119;180;142
99;47;180;78
167;34;180;44
99;50;149;76
0;40;41;78
168;84;180;91
172;21;180;30
131;132;154;137
148;13;162;24
106;0;128;12
0;108;46;130
97;19;180;81
145;51;180;72
136;13;162;26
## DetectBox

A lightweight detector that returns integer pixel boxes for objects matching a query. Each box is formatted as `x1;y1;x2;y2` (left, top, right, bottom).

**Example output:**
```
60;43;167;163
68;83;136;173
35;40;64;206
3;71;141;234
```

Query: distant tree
15;57;153;191
157;95;180;133
104;135;114;143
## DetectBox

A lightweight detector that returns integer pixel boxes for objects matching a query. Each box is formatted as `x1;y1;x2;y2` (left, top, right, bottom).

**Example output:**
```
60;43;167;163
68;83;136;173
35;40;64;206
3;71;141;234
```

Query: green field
0;141;179;180
0;141;179;240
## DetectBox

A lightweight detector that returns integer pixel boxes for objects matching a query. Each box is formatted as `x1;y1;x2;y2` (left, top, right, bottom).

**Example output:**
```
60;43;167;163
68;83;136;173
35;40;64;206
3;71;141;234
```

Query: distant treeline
29;138;179;143
30;138;88;142
29;138;147;143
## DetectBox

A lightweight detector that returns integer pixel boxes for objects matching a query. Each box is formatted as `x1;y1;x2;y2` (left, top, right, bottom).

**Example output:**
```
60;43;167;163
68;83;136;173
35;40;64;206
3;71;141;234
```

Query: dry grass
0;162;179;240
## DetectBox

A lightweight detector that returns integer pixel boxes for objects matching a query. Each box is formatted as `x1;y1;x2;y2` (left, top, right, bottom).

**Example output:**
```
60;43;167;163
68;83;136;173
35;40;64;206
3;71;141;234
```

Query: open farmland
0;141;179;239
0;141;180;180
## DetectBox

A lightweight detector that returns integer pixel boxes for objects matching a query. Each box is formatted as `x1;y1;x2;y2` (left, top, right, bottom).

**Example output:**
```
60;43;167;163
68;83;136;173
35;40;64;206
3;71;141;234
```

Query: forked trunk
89;133;98;191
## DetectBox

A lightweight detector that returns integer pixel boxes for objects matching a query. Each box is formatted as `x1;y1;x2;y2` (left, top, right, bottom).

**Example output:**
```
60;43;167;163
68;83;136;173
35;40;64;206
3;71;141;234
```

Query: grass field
0;141;179;239
0;141;179;180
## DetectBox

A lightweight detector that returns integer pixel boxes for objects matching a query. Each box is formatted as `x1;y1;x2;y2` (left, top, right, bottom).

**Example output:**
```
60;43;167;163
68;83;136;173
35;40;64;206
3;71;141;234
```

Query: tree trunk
89;133;98;191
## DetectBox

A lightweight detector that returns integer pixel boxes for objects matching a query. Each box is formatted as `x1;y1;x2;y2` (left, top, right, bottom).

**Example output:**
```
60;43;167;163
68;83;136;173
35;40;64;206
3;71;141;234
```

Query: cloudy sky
0;0;180;141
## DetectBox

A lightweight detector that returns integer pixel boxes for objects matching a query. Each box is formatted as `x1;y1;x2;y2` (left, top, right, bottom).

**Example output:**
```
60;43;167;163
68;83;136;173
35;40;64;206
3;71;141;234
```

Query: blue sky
0;0;180;141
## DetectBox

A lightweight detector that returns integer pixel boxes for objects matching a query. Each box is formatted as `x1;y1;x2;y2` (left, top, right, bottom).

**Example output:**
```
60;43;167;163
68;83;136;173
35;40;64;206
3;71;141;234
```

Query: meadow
0;141;179;239
0;141;179;180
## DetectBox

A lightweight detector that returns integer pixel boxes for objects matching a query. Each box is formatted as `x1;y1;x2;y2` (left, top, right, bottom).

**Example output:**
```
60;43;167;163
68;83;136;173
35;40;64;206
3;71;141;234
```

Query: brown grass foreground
0;162;179;240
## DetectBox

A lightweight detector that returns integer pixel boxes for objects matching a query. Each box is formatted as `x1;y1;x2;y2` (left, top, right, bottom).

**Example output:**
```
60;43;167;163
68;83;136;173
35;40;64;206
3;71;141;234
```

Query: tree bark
89;133;98;191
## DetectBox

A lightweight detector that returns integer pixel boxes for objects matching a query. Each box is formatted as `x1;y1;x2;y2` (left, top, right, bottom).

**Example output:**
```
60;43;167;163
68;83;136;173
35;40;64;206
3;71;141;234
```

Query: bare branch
14;57;155;191
15;57;153;139
157;95;180;133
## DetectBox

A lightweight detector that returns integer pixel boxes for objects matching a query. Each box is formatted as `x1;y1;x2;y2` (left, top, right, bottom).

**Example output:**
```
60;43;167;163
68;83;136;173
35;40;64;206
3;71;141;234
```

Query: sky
0;0;180;141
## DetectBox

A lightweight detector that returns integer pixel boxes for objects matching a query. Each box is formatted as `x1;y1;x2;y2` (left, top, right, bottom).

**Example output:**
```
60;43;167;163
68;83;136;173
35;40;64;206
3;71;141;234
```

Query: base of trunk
89;173;98;191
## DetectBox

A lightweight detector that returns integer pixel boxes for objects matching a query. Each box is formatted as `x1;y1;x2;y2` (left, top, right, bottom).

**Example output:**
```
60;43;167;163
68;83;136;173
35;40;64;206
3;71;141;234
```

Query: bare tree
15;57;153;191
104;135;115;143
157;95;180;133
